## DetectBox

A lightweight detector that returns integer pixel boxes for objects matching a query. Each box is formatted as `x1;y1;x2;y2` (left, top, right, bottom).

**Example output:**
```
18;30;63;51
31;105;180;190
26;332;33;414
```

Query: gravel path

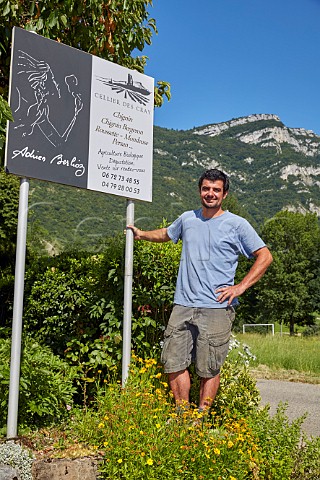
256;379;320;437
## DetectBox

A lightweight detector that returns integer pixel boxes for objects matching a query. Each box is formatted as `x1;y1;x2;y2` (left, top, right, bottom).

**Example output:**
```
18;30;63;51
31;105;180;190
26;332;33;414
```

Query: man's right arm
127;225;171;243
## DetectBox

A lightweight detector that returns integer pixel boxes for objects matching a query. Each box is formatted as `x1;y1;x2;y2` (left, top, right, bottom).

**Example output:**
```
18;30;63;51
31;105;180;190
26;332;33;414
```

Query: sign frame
5;27;154;202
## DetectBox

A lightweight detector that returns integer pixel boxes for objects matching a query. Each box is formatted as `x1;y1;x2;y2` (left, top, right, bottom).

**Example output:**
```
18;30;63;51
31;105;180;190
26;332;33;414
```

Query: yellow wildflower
213;447;220;455
146;458;154;466
145;358;157;366
117;459;123;464
98;423;104;428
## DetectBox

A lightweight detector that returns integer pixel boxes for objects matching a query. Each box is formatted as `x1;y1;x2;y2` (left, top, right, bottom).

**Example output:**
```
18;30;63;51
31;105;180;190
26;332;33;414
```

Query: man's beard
201;198;221;209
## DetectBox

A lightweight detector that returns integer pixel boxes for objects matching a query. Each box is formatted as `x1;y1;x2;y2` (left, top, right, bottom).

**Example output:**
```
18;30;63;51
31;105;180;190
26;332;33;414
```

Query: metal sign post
7;178;29;438
122;199;135;386
5;28;154;429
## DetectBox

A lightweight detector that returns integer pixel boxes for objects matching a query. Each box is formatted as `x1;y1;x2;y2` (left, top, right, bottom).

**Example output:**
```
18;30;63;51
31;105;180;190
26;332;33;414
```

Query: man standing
128;169;272;411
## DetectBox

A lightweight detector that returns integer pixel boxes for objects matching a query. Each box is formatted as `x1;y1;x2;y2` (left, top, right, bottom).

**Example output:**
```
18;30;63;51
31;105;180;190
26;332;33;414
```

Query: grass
237;333;320;383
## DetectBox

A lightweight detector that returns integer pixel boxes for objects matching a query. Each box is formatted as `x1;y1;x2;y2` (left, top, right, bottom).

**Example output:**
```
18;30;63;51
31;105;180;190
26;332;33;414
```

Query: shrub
24;253;102;355
302;324;320;337
22;235;181;403
291;436;320;479
132;234;181;356
62;354;320;480
0;337;77;430
248;404;306;479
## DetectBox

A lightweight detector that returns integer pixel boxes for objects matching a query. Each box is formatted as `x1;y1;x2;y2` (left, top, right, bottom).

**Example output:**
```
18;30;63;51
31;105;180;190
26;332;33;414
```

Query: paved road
256;379;320;437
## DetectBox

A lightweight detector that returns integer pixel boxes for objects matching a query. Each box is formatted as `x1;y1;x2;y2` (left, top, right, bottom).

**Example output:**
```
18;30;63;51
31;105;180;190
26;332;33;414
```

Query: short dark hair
198;169;230;192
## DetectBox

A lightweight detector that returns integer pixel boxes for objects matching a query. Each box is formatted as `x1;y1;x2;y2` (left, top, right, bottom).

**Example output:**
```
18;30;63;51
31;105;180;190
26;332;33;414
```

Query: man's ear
223;190;228;200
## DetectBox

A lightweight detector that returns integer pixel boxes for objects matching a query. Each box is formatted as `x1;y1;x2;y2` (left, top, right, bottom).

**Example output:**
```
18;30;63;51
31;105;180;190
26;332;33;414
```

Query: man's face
199;179;228;209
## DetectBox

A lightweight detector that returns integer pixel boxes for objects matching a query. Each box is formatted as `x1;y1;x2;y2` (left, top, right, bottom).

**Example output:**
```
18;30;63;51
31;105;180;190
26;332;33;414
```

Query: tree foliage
0;0;168;89
0;170;19;324
257;211;320;334
0;170;19;265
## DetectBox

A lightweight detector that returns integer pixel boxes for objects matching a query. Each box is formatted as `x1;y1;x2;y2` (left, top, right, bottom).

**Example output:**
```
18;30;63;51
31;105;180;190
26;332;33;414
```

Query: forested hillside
26;114;320;252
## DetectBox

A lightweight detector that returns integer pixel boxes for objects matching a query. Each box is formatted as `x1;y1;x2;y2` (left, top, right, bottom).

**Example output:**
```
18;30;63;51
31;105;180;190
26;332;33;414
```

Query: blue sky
143;0;320;134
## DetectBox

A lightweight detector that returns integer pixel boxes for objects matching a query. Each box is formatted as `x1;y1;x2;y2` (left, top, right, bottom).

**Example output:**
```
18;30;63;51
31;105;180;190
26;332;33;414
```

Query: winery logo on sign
96;73;151;105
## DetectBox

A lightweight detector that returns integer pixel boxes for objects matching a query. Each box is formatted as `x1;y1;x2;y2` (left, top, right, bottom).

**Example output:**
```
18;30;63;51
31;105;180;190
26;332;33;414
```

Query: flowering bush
64;353;320;480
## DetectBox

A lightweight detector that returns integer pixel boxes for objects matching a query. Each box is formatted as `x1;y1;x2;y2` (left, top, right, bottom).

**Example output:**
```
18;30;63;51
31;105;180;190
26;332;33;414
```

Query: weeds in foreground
53;354;319;480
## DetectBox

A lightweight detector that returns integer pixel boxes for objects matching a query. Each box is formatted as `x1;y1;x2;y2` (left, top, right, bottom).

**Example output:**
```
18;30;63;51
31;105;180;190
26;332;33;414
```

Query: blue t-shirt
167;209;266;308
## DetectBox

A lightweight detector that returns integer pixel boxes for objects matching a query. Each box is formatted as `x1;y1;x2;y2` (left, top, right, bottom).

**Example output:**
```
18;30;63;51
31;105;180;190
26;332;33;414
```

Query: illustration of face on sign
13;50;83;148
6;28;92;188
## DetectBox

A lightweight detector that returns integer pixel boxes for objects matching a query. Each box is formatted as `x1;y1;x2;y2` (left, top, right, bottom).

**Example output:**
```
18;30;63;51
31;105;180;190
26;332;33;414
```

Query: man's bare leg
199;374;220;409
168;369;190;406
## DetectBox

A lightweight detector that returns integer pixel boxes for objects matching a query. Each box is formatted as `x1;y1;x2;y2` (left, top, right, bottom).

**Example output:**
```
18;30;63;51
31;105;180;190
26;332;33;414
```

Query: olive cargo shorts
161;304;235;378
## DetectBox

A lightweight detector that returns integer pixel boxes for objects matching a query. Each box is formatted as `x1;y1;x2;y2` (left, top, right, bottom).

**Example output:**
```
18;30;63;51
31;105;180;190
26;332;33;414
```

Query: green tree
0;0;170;163
0;170;19;265
257;211;320;335
0;170;19;325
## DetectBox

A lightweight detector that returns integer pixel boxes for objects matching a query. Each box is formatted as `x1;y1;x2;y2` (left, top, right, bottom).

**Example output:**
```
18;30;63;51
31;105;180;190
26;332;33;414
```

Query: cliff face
194;114;281;136
194;114;320;157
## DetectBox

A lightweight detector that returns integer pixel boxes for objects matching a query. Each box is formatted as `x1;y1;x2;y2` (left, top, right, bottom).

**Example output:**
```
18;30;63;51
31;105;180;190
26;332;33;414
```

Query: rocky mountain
28;114;320;252
194;114;320;158
153;114;320;220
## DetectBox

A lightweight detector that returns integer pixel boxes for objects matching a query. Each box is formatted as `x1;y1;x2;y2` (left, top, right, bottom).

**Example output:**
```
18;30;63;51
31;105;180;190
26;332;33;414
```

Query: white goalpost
242;324;275;335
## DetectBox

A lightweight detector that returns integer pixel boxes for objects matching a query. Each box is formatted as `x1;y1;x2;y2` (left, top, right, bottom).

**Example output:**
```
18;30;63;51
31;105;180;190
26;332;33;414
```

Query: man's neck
201;206;225;219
